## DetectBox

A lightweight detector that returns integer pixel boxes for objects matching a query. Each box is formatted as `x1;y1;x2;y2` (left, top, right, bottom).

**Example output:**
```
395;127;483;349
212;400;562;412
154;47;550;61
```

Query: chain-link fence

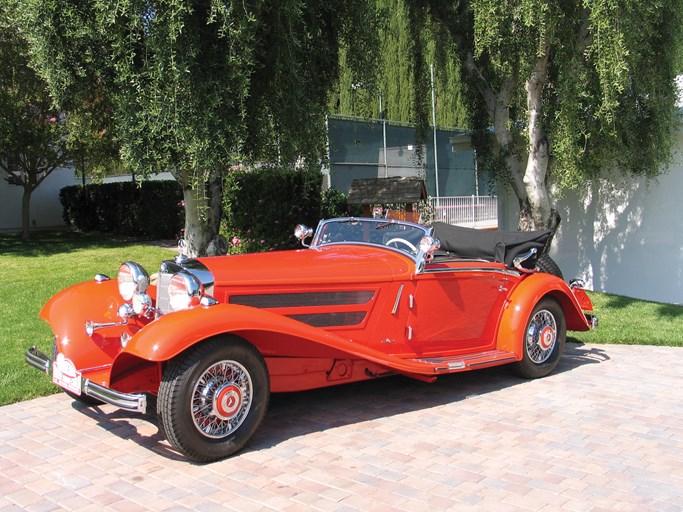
326;115;494;199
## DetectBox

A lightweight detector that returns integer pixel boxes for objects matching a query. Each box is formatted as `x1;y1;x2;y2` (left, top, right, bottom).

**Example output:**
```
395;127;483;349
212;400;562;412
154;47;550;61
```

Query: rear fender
496;273;591;358
118;303;435;375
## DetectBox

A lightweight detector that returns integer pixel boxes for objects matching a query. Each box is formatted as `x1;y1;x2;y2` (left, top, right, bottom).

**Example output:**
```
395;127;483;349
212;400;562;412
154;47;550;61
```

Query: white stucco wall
500;128;683;305
0;166;76;232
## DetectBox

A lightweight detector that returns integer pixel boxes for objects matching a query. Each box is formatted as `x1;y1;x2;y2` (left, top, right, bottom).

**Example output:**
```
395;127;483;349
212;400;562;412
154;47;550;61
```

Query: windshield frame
310;217;435;266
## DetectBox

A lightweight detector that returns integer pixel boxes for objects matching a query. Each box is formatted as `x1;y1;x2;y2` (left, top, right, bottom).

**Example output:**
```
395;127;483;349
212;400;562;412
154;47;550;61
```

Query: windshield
311;217;433;258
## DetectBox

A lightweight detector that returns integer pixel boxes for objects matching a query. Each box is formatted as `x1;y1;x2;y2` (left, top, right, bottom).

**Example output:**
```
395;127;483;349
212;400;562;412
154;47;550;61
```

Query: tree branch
576;7;592;56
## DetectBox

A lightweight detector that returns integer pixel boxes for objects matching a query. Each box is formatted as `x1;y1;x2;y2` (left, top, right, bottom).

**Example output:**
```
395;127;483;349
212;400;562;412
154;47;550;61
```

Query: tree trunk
181;176;224;258
520;45;553;231
21;187;32;241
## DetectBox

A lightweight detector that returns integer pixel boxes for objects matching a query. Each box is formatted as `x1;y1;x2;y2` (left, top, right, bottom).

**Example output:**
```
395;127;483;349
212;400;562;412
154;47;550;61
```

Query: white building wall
0;166;77;232
500;128;683;305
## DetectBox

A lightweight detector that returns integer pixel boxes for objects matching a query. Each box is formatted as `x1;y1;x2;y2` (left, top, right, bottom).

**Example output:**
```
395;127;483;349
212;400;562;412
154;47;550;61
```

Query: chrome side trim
423;267;520;277
392;284;404;315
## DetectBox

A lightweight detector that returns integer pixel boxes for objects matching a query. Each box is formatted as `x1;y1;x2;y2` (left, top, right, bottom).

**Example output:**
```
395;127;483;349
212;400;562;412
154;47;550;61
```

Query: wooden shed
347;177;427;220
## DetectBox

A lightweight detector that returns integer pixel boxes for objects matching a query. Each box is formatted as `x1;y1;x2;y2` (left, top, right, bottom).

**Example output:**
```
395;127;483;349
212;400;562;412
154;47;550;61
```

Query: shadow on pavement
70;342;610;462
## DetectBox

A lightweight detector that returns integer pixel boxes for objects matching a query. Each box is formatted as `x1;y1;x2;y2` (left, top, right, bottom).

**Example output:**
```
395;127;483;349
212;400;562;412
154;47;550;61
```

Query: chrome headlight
167;272;203;311
118;262;150;301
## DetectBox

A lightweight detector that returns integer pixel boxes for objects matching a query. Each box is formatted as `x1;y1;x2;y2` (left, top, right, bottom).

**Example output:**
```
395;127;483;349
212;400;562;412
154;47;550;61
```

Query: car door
406;266;513;356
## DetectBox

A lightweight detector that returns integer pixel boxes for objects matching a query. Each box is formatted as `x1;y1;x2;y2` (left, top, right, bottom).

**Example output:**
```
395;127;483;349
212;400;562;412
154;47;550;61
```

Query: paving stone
1;343;682;511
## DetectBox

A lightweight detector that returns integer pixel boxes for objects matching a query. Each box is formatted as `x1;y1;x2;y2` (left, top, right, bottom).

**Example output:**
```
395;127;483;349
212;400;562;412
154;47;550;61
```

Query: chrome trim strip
423;267;520;277
391;284;404;315
468;356;517;368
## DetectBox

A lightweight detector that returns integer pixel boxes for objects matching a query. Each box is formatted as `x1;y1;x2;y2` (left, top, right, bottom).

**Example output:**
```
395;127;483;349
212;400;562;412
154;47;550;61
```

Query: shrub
320;187;348;218
60;181;183;239
222;165;323;254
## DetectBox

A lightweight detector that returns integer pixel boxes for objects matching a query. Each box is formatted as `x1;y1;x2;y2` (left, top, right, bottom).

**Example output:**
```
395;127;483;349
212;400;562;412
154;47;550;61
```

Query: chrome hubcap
192;360;252;439
526;309;557;364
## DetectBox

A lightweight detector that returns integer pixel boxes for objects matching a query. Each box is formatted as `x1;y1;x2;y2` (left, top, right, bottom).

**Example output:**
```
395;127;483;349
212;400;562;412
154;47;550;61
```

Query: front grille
156;271;173;315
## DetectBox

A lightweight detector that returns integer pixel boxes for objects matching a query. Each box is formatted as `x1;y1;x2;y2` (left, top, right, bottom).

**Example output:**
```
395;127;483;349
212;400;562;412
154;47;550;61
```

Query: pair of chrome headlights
117;261;203;315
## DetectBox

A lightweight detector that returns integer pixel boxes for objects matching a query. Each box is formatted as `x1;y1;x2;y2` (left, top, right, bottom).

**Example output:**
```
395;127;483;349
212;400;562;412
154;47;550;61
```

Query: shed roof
347;177;427;205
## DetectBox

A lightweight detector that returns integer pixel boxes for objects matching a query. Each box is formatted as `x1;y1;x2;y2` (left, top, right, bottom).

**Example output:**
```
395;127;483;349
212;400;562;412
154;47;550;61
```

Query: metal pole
324;114;332;190
430;64;440;201
380;89;388;178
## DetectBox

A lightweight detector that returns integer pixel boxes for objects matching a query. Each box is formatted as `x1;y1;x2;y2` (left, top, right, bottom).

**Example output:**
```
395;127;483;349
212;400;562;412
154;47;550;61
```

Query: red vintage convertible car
26;217;595;462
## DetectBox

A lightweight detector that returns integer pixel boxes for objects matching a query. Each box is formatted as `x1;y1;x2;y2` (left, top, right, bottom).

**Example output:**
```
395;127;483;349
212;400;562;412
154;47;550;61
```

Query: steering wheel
385;237;417;253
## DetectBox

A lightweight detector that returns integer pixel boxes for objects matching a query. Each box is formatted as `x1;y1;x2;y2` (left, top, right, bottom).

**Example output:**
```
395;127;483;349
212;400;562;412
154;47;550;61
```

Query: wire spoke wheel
192;360;253;439
525;309;557;364
513;298;566;379
158;336;269;462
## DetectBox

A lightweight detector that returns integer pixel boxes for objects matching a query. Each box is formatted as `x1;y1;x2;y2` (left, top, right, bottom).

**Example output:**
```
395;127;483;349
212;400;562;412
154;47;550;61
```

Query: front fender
119;303;435;375
40;279;126;371
496;273;591;357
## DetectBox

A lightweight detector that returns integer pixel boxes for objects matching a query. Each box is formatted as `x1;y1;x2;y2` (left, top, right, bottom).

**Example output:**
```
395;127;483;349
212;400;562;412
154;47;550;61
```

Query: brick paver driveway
1;343;682;512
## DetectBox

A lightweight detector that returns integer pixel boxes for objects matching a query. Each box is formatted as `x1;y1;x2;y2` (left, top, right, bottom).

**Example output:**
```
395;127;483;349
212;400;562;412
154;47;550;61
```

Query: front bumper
585;313;599;329
25;346;147;414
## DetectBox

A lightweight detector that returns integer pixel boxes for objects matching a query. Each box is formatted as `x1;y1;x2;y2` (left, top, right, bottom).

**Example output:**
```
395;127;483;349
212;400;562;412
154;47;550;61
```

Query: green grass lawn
0;230;681;407
0;231;173;406
568;291;683;346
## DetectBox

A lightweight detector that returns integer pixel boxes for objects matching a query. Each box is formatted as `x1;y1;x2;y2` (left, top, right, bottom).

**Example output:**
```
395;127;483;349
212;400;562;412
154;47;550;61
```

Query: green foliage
330;0;468;128
18;0;381;254
222;166;323;254
546;1;683;191
407;0;683;195
321;187;349;218
60;181;183;239
19;0;379;177
0;1;69;239
0;3;65;163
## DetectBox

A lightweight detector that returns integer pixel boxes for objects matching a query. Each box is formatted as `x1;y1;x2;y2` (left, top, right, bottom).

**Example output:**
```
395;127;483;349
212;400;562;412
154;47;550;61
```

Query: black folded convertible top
431;222;552;268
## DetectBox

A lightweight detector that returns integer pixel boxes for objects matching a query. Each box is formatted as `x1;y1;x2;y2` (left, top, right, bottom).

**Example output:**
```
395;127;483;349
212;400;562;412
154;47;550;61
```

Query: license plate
52;353;82;395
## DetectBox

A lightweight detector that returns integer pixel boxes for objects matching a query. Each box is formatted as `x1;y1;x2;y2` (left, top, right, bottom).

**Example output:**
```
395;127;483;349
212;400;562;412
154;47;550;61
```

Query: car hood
198;245;414;288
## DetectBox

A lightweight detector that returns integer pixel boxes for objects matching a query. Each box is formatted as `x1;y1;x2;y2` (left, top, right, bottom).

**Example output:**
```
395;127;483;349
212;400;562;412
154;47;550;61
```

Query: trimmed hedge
60;181;183;239
222;166;324;253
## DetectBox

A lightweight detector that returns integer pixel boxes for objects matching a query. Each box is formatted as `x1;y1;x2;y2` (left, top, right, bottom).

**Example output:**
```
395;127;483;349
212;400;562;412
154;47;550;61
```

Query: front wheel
512;297;566;379
157;336;270;462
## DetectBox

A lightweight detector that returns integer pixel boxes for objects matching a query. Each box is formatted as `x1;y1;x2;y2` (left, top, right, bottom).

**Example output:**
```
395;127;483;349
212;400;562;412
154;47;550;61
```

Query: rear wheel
513;297;566;379
157;336;270;462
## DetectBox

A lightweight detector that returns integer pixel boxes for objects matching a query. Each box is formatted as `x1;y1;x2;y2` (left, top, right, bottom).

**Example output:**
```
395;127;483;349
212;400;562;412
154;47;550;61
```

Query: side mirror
294;224;313;247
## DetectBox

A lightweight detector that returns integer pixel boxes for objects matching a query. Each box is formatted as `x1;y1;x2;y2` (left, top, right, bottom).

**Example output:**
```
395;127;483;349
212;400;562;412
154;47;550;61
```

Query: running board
409;350;518;374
